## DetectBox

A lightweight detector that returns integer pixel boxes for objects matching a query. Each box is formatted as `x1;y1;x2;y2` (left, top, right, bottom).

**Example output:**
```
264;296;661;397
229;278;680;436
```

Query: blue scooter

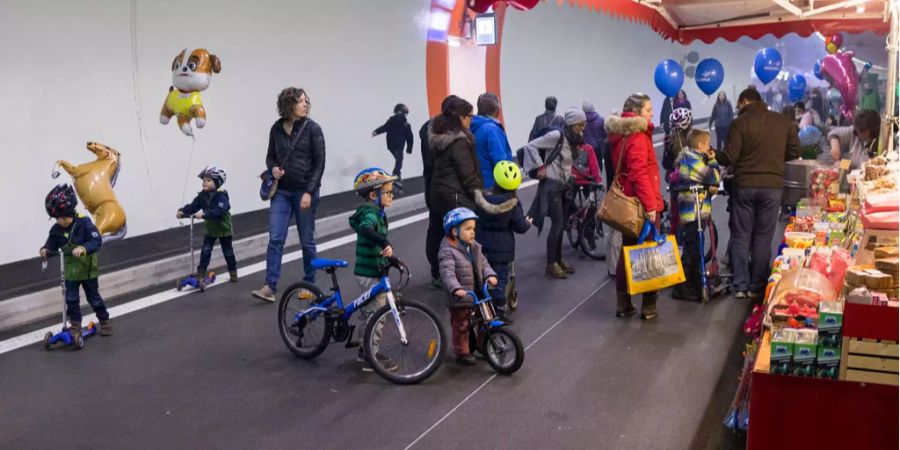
42;251;97;350
176;217;216;292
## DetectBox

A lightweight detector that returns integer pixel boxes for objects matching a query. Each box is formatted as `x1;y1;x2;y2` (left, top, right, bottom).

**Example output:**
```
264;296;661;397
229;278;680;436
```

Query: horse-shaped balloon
53;142;127;240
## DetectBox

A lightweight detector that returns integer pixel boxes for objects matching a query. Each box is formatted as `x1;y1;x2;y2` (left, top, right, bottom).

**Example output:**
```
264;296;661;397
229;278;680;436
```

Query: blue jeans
265;189;320;291
730;187;781;293
65;278;109;323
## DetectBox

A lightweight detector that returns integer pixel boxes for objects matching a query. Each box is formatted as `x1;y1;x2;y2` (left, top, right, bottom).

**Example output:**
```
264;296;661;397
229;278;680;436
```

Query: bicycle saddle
310;258;349;270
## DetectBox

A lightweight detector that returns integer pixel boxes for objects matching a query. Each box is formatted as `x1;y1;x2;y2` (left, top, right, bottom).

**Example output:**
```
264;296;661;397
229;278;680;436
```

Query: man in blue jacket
471;92;513;190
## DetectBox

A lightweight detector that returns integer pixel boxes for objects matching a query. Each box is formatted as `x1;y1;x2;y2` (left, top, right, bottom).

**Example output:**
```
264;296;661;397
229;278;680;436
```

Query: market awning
556;0;890;43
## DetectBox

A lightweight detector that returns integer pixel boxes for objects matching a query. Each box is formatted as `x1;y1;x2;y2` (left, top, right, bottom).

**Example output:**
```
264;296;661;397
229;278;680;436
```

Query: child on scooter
176;166;237;282
474;161;531;322
40;184;112;339
348;167;398;372
670;129;721;301
439;208;498;366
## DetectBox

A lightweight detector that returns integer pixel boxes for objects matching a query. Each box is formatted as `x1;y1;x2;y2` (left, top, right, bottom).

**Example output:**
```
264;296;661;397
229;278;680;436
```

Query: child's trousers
198;235;237;274
356;276;387;351
489;261;509;309
450;308;473;356
65;278;109;323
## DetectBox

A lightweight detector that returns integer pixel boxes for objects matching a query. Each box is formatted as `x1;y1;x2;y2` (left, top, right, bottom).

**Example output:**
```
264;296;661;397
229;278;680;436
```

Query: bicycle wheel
578;211;606;260
484;328;524;375
565;214;581;250
278;282;332;360
364;300;446;385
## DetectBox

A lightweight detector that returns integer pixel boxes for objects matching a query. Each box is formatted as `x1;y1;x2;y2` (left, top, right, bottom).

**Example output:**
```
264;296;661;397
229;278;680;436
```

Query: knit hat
564;107;587;125
582;101;596;113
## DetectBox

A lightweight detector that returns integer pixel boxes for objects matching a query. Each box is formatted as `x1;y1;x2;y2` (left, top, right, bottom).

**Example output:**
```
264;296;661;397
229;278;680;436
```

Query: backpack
516;126;565;178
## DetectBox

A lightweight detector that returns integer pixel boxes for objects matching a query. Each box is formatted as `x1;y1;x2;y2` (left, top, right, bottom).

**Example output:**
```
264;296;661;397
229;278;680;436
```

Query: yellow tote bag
623;223;686;295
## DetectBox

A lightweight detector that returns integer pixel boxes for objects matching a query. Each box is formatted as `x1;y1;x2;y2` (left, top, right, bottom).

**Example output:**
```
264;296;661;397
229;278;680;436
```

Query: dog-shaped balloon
160;48;221;136
53;142;127;240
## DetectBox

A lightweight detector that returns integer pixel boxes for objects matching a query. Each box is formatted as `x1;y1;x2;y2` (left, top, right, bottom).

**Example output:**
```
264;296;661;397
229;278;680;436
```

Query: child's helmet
45;184;78;218
353;167;397;196
669;108;693;131
443;207;478;236
493;161;522;191
198;166;227;188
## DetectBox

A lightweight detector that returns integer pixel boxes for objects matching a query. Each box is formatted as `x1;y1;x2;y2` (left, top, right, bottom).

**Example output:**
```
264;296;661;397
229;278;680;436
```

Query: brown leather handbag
597;139;645;238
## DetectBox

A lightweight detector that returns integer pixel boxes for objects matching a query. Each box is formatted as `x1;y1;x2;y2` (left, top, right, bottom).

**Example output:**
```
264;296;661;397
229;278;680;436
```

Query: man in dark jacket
528;96;564;141
718;88;800;300
372;103;414;180
582;101;606;177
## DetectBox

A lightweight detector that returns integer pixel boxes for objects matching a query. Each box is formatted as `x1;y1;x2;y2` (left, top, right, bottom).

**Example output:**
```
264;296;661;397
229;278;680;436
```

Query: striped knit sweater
672;148;721;223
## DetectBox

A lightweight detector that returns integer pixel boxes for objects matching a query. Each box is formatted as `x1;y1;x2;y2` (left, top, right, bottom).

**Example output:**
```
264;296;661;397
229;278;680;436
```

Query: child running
474;161;531;322
348;167;398;372
439;207;498;366
177;166;238;282
40;184;113;340
670;129;721;301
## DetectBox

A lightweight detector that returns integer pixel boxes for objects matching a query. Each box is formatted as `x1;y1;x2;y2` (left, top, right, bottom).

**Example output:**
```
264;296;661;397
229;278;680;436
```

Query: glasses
382;190;394;198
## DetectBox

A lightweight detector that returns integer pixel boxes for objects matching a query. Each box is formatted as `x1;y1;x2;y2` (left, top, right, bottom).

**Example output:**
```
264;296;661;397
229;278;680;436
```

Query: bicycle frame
465;283;506;329
293;268;409;344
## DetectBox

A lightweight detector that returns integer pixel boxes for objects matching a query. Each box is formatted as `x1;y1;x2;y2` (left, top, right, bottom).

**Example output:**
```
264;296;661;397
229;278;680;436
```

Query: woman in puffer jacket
425;97;484;289
605;93;665;320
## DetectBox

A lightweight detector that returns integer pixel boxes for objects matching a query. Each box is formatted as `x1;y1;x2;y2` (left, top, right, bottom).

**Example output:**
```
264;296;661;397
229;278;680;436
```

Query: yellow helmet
493;161;522;191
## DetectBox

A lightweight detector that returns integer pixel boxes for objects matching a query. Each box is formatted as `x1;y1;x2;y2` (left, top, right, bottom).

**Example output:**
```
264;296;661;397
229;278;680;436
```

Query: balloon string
178;136;197;227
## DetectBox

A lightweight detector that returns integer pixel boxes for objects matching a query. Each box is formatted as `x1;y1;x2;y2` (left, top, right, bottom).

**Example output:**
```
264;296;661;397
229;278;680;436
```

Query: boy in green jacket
349;167;397;372
176;166;237;282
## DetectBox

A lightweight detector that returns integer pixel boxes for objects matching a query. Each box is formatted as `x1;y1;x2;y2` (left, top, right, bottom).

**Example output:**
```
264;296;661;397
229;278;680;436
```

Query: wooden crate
840;337;900;386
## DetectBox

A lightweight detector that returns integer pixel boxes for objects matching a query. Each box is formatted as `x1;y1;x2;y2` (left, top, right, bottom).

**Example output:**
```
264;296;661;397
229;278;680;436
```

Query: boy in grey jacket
439;207;498;366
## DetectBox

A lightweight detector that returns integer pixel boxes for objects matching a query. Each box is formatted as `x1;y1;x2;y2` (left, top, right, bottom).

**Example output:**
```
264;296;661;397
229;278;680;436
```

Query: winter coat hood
474;189;518;215
585;110;601;123
429;129;471;154
605;114;649;137
470;115;504;133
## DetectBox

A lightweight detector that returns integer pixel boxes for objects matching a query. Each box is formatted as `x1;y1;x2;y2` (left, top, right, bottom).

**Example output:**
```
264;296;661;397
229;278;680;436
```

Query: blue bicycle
277;257;446;384
466;283;524;375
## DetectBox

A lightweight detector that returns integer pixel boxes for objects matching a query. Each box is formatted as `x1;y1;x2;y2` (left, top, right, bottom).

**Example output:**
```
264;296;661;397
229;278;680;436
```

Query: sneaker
99;319;113;336
456;354;477;366
252;285;276;303
734;291;748;300
431;278;444;290
229;271;239;283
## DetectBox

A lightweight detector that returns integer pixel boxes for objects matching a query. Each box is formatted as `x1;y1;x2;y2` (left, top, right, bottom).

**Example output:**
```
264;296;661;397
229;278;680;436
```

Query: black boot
670;283;701;302
641;292;658;320
616;293;637;318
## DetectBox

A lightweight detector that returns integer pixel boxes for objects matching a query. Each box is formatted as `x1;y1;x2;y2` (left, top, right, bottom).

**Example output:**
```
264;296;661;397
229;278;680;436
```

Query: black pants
198;235;237;274
65;278;109;323
603;146;615;185
546;190;567;263
426;209;446;280
677;220;704;297
389;147;404;178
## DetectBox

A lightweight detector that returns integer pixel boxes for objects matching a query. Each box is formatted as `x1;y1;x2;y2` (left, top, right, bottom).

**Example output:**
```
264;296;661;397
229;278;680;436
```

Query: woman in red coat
605;93;665;320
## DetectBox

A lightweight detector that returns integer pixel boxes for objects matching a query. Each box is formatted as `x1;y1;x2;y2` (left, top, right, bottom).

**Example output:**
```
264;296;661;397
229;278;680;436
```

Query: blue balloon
695;58;725;96
788;74;807;102
754;48;782;85
799;125;822;147
654;59;684;98
813;61;824;80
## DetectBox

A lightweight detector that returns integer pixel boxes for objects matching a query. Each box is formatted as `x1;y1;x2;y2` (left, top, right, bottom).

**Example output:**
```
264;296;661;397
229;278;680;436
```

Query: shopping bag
623;221;686;295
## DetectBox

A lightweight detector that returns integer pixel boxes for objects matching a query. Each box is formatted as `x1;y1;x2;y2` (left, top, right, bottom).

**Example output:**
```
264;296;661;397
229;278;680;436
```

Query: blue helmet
443;207;478;236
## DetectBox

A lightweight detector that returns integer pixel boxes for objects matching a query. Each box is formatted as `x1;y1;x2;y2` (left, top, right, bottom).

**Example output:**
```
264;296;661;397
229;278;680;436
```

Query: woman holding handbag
252;87;326;303
604;93;664;319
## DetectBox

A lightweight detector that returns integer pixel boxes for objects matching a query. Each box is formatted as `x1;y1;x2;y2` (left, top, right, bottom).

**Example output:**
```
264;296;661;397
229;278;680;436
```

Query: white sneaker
252;285;275;303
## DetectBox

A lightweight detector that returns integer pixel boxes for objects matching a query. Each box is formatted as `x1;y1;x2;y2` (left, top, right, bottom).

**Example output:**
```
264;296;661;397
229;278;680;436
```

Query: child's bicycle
465;282;525;375
277;256;446;385
565;182;606;260
688;185;731;303
41;251;98;350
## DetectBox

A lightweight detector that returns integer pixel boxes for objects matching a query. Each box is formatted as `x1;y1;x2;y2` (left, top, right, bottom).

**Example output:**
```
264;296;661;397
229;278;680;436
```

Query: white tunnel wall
0;0;432;264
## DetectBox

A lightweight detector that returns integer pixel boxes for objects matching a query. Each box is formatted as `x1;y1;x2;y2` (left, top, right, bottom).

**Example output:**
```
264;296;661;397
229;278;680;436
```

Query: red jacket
605;113;664;213
573;143;601;186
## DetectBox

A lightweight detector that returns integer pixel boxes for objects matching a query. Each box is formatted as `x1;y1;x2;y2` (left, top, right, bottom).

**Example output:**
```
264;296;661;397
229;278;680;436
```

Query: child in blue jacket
177;166;238;282
474;162;531;320
40;184;113;339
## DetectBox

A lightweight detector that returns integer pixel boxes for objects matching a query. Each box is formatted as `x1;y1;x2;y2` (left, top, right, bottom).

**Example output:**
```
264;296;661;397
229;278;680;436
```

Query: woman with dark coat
425;97;483;287
605;93;665;320
708;91;734;151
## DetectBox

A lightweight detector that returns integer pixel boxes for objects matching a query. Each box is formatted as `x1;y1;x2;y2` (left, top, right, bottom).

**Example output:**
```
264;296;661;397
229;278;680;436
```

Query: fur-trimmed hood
428;129;471;154
604;114;649;137
474;189;518;215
